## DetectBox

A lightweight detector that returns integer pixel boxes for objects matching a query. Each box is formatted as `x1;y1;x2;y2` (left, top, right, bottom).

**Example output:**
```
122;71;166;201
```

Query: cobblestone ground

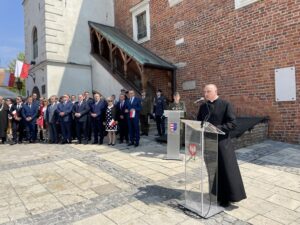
0;137;299;225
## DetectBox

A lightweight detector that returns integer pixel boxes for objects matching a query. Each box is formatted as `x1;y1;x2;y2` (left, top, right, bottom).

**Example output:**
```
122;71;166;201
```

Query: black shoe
219;201;230;208
119;140;123;144
112;144;115;146
92;141;98;144
75;141;81;145
155;134;161;137
127;142;134;146
108;143;112;146
134;143;139;147
10;142;17;145
99;140;103;145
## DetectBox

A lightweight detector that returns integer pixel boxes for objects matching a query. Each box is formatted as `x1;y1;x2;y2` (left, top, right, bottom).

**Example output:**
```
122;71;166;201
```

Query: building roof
88;21;176;71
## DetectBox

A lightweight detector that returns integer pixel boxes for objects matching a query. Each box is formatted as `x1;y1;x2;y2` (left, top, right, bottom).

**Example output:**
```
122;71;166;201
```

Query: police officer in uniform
153;90;166;136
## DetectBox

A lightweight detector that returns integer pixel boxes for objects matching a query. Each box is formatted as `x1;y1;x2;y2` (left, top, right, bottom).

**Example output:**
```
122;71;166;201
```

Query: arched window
32;27;38;59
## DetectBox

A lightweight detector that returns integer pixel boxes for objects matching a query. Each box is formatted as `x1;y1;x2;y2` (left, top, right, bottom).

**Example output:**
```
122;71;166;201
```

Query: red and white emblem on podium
188;144;197;160
169;122;177;133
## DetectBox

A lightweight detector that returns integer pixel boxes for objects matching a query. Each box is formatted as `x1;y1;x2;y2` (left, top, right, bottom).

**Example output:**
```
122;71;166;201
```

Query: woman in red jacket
37;98;49;142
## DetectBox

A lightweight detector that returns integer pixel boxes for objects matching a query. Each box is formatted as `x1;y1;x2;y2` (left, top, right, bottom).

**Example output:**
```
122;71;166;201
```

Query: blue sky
0;0;24;68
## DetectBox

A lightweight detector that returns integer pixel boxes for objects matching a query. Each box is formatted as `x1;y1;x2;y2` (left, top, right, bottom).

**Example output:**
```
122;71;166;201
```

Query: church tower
23;0;114;97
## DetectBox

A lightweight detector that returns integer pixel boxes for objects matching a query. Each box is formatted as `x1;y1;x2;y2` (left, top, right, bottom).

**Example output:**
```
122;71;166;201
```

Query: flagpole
16;78;23;95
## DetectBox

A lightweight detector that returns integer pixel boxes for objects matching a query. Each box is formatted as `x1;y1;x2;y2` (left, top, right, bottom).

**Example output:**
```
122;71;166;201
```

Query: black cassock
197;98;246;203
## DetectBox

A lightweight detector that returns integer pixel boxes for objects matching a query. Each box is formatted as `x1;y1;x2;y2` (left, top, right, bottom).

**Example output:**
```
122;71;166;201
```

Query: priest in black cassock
197;84;246;207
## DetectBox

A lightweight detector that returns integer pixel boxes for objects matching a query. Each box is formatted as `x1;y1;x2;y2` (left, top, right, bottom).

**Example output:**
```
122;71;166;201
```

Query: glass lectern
179;119;225;218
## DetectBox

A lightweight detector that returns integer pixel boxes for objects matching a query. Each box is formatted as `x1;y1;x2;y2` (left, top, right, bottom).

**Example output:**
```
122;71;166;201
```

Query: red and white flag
14;60;30;78
130;109;136;119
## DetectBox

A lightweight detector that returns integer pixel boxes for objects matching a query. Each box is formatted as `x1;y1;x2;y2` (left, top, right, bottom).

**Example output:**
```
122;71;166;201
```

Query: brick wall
147;68;173;101
114;0;300;144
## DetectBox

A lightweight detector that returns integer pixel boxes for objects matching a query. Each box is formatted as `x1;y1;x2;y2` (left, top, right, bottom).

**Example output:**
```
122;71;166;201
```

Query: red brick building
112;0;300;143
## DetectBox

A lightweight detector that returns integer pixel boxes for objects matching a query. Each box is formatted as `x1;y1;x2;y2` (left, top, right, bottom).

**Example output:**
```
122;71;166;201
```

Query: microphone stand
201;102;211;128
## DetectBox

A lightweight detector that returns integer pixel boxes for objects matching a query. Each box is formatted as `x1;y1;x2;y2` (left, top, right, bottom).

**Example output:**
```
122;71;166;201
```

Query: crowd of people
0;89;186;147
0;83;247;208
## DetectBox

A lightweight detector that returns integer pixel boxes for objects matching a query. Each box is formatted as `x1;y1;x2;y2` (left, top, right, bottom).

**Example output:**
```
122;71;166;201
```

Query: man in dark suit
116;94;129;143
56;94;73;144
90;92;107;145
70;95;77;140
153;90;167;136
46;95;59;144
10;96;24;145
21;96;39;143
73;94;90;144
126;90;141;147
84;91;94;141
140;91;151;136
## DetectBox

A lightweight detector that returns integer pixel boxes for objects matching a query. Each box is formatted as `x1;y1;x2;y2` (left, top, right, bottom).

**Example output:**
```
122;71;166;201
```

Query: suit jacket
56;101;74;122
85;97;94;108
46;103;58;124
90;100;107;121
8;104;22;123
126;97;141;119
116;100;129;121
21;103;39;123
73;101;90;122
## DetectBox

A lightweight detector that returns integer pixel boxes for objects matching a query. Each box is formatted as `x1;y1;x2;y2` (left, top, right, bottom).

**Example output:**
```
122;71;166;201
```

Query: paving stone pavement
0;137;299;225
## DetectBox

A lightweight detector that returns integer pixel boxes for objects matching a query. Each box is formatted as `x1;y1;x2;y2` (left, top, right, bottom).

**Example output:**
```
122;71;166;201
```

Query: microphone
194;97;205;104
201;102;214;128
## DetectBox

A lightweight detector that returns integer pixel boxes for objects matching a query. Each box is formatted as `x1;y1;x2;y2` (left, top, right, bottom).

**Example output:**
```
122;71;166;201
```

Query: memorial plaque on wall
275;67;296;101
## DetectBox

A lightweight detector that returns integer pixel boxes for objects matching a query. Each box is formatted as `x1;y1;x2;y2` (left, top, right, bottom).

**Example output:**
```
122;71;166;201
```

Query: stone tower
23;0;114;97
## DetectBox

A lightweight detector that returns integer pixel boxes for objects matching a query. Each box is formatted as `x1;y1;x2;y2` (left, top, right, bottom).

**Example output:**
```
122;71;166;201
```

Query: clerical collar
208;96;219;103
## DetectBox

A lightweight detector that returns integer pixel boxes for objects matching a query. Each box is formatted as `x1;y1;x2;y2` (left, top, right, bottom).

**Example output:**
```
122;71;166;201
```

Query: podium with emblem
179;119;225;218
164;110;185;160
